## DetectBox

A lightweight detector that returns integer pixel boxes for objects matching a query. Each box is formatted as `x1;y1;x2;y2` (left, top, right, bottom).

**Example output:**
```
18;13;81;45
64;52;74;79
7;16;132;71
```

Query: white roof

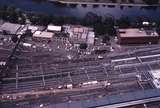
28;26;38;30
47;25;61;32
81;33;87;39
153;79;160;88
23;43;32;47
0;22;21;34
143;22;149;25
33;31;54;38
118;28;159;38
151;70;160;79
88;32;95;37
87;32;95;44
149;70;160;88
34;31;41;35
0;61;6;65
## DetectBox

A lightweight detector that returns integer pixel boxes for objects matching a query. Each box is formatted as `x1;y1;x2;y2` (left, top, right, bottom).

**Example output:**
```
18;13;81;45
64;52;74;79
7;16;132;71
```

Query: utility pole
0;30;30;80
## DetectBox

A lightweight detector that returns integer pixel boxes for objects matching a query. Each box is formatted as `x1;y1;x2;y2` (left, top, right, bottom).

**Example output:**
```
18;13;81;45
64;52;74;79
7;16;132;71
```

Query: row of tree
0;5;25;24
142;0;159;5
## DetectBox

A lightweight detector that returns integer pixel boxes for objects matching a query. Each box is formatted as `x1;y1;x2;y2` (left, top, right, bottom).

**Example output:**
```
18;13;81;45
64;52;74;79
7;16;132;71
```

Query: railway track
0;43;160;104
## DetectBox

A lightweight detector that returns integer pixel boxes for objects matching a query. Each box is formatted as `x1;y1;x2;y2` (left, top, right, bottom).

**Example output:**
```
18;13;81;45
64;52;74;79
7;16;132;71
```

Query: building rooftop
63;25;95;44
118;28;159;38
28;25;38;33
0;22;21;34
87;31;95;44
47;25;62;32
151;69;160;79
33;31;54;39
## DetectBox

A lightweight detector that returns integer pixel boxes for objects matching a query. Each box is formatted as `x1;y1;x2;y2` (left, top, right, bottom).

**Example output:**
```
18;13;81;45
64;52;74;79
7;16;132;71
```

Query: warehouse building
33;31;54;42
117;28;159;44
28;25;46;33
0;22;22;34
63;25;95;45
47;25;62;32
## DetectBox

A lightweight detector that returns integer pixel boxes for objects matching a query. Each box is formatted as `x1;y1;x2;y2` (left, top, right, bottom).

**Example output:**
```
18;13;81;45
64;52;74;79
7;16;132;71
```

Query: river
0;0;160;20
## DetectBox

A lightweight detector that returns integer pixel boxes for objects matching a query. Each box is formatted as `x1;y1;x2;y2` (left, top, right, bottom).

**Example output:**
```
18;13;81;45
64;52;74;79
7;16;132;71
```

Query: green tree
82;12;102;26
116;16;130;28
142;0;159;4
103;16;115;35
79;43;88;49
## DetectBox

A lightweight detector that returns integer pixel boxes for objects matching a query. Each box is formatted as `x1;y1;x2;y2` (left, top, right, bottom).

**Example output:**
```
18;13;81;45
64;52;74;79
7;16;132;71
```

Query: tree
79;43;88;49
142;0;159;4
102;35;110;43
110;0;116;3
116;16;130;28
11;35;18;43
94;16;116;36
18;15;26;24
94;23;105;35
103;16;115;35
94;0;99;2
82;12;102;26
156;20;160;35
25;30;32;37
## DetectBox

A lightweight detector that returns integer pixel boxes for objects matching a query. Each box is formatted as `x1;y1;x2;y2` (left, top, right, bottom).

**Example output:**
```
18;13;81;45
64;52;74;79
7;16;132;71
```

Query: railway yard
0;31;160;108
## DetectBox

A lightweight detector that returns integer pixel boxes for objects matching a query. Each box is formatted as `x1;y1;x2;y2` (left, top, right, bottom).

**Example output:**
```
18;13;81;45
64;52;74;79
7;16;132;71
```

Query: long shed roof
118;28;159;38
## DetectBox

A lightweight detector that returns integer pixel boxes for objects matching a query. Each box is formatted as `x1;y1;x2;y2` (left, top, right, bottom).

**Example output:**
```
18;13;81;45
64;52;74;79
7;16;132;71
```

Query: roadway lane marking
111;57;136;63
16;65;18;89
112;53;160;63
139;54;160;59
40;64;45;87
114;60;160;69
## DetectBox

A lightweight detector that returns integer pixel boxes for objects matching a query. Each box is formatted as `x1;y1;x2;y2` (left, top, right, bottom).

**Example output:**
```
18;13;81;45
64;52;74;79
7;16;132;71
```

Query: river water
0;0;160;20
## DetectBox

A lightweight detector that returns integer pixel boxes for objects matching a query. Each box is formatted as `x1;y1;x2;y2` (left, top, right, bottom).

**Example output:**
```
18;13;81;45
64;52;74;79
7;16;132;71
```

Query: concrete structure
47;25;62;32
87;31;95;44
28;25;46;33
0;22;21;34
53;32;69;42
33;31;54;42
28;25;38;33
149;69;160;88
117;28;159;44
63;25;95;44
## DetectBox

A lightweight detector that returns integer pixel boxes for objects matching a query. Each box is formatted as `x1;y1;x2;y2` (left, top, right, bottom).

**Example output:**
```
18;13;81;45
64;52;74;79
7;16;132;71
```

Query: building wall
32;37;52;42
118;36;159;44
117;32;159;44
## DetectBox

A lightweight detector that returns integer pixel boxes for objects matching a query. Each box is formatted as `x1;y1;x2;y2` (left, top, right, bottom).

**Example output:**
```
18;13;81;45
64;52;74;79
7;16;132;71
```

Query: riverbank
49;0;160;6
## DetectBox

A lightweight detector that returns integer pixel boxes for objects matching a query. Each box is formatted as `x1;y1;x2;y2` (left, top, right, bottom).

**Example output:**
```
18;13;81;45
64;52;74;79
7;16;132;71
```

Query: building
47;25;62;32
53;32;69;42
28;25;38;33
33;31;54;42
87;31;95;44
0;22;22;34
28;25;46;33
117;28;159;44
63;25;95;45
